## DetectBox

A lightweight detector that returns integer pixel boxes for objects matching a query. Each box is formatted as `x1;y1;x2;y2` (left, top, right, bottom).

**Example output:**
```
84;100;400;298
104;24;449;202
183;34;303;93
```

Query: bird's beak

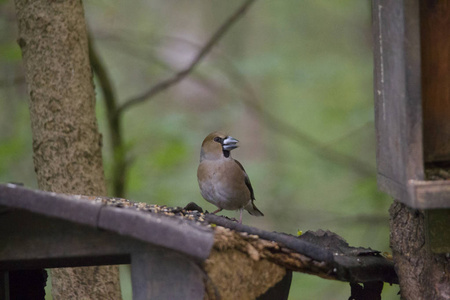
222;136;239;151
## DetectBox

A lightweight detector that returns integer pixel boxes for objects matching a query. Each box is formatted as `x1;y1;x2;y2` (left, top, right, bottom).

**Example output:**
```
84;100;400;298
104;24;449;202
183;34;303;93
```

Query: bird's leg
212;208;223;214
239;208;243;224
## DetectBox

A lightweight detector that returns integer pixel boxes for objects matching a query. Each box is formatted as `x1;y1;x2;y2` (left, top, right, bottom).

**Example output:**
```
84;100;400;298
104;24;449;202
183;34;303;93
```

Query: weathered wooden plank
206;215;399;285
0;210;151;270
0;185;215;299
0;184;102;227
372;0;425;206
0;184;215;261
420;0;450;162
131;249;205;300
408;180;450;208
205;214;333;263
98;205;214;262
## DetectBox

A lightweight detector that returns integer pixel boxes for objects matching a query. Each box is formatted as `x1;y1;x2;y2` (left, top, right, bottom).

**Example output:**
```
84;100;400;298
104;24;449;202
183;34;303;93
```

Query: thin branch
86;0;258;198
92;0;373;179
88;33;127;198
110;29;374;177
319;121;373;148
147;34;376;177
219;58;376;177
204;214;398;284
117;0;257;114
251;103;375;177
110;31;375;176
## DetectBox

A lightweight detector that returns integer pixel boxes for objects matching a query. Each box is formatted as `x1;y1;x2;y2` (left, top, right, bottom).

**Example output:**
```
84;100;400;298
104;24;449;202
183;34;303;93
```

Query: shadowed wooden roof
0;183;214;261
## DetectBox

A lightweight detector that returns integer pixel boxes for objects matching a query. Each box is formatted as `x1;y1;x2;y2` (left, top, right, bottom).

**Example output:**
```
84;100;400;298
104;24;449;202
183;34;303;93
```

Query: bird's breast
197;159;250;210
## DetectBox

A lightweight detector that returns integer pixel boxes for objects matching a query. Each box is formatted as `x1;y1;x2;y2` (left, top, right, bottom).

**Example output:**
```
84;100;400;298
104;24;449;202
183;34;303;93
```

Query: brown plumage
197;131;264;223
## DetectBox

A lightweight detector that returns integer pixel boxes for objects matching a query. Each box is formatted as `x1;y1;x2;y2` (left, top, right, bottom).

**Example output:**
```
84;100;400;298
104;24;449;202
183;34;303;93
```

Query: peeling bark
204;226;287;300
205;249;286;300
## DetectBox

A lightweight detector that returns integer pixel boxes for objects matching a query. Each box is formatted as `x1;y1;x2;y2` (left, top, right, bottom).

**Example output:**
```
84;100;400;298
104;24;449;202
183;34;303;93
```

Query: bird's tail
245;200;264;216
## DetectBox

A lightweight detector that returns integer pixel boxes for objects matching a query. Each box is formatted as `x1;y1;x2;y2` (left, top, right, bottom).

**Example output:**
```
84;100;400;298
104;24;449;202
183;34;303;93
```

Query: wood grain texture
421;1;450;162
0;184;215;262
0;210;132;270
372;0;425;206
131;250;205;300
373;0;450;209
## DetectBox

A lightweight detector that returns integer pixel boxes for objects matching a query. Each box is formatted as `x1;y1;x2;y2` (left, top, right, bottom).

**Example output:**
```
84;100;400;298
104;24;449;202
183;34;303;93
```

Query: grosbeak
197;131;264;223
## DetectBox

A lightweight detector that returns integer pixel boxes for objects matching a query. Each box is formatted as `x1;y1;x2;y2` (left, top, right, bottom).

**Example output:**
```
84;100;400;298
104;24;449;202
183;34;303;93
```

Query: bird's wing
233;159;255;200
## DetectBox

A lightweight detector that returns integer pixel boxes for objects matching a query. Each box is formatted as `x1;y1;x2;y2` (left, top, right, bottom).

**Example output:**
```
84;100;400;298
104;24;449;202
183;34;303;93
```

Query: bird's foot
226;217;239;223
212;208;223;214
239;208;243;224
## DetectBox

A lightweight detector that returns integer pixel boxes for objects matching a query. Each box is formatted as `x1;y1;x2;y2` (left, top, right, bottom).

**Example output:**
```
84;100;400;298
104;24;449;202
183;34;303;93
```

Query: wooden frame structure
372;0;450;254
0;184;214;299
372;0;450;209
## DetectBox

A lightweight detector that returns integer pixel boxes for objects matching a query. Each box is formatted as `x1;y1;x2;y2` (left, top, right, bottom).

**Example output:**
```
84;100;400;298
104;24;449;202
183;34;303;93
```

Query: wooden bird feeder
0;184;397;299
0;184;214;300
372;0;450;252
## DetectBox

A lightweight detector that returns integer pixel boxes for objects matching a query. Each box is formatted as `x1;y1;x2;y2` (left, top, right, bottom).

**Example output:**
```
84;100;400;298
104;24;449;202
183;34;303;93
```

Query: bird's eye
213;137;222;143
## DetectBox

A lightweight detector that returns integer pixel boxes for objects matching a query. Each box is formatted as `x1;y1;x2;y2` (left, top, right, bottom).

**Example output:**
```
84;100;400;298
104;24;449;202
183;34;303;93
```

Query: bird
197;131;264;223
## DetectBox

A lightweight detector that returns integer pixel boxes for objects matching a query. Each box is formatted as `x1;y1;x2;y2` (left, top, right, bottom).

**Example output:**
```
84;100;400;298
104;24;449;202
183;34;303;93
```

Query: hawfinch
197;131;264;223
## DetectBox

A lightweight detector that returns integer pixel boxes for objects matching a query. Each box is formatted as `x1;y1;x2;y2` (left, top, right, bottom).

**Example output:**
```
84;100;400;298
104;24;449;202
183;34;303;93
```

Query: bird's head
200;131;239;161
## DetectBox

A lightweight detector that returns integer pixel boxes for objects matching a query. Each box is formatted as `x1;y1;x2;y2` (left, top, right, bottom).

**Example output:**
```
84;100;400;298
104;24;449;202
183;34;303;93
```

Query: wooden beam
131;249;205;300
372;0;450;209
408;180;450;208
372;0;425;206
1;210;163;270
1;210;209;299
206;215;398;285
0;184;215;261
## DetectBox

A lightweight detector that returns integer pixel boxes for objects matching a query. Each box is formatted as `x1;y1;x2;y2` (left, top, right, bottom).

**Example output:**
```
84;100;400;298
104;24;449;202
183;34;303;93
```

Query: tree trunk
14;0;121;299
390;201;450;299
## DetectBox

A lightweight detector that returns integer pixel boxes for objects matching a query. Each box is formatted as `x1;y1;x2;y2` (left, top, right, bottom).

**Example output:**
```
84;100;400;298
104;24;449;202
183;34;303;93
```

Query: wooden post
372;0;424;203
131;249;205;300
373;0;450;209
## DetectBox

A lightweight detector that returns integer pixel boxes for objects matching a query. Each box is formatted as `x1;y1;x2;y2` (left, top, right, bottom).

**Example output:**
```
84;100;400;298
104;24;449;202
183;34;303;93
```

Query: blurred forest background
0;0;399;299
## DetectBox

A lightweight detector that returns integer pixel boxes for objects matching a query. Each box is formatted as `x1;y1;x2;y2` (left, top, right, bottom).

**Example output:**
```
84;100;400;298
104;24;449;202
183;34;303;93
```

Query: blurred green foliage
0;0;399;299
